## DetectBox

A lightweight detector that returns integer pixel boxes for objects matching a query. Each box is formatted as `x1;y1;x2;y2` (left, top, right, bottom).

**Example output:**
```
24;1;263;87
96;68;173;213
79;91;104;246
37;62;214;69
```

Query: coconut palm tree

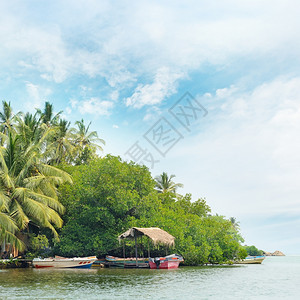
0;126;72;243
15;112;43;149
0;193;24;251
154;172;183;194
0;101;22;146
0;101;14;131
73;119;105;150
37;101;62;127
49;119;76;164
71;119;105;164
229;217;240;230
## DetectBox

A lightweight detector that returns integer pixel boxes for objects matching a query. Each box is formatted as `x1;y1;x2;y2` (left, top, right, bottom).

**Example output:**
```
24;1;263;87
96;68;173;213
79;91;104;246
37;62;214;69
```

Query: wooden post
123;240;126;268
123;240;125;258
148;239;150;258
135;234;138;267
1;241;5;253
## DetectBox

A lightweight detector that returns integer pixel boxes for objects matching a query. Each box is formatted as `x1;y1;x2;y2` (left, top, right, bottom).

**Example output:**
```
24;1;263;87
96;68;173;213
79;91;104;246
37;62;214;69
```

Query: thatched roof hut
118;227;175;247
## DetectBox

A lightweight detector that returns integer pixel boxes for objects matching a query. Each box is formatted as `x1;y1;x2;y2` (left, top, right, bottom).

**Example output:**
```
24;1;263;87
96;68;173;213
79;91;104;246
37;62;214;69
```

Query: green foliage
244;245;263;256
25;234;51;259
56;156;246;265
237;246;248;258
30;234;49;252
56;155;155;257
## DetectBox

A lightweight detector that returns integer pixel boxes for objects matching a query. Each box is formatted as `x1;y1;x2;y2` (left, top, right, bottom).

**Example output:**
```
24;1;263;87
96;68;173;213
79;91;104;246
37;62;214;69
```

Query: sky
1;0;299;254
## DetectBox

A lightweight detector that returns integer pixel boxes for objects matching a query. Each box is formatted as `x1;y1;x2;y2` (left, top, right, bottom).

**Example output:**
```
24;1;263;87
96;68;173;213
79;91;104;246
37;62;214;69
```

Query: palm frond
27;191;65;214
0;211;18;233
37;164;73;184
0;229;25;251
0;171;15;189
10;199;30;229
44;206;63;228
0;190;10;211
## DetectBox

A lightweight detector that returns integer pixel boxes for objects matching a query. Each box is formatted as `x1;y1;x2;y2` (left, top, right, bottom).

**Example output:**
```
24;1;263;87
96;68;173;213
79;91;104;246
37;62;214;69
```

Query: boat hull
149;254;183;269
33;256;97;269
105;256;149;268
149;260;180;269
236;256;265;264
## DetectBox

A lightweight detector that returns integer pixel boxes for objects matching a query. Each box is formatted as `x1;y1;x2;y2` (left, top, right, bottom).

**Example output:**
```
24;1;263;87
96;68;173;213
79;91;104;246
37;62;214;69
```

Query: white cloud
163;76;300;217
113;124;119;129
0;0;299;96
70;99;79;108
65;107;72;114
125;67;183;108
110;90;119;101
216;85;238;99
25;82;52;111
143;106;162;121
73;97;114;116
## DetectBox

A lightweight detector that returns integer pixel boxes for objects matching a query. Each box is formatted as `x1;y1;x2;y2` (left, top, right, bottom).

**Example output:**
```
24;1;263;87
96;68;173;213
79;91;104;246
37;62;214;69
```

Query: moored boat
236;255;265;264
149;254;184;269
105;255;149;268
32;256;97;268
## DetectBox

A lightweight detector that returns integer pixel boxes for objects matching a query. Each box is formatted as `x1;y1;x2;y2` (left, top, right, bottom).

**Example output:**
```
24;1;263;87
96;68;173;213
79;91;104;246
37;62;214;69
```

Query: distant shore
263;250;285;256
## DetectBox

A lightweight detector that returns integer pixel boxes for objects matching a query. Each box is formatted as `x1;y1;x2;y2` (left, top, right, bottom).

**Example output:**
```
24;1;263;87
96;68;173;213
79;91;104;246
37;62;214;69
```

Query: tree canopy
56;156;247;264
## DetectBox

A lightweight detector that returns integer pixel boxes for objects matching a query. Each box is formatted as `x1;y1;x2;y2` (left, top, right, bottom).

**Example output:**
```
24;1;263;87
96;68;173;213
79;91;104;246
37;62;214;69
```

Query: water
1;256;299;299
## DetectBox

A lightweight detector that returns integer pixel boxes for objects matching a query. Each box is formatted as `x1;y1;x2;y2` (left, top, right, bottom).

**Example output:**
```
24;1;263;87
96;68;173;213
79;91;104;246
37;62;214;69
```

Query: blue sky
1;0;300;254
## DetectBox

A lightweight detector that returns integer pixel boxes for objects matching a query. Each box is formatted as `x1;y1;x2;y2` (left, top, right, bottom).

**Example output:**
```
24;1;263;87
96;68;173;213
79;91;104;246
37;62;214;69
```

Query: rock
272;250;285;256
263;251;272;256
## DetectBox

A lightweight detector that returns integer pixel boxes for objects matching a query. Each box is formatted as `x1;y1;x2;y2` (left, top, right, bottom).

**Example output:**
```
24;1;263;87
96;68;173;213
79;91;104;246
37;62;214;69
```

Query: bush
244;245;263;256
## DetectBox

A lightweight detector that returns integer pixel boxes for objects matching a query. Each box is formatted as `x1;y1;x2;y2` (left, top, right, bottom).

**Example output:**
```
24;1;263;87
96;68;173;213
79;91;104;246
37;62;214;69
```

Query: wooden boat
32;256;97;268
149;254;184;269
91;258;106;268
236;255;265;264
105;255;149;268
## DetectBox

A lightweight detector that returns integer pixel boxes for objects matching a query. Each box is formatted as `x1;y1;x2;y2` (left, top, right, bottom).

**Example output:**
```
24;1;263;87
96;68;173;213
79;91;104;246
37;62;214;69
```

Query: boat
149;254;184;269
236;255;265;264
32;256;97;268
105;255;149;268
91;258;106;268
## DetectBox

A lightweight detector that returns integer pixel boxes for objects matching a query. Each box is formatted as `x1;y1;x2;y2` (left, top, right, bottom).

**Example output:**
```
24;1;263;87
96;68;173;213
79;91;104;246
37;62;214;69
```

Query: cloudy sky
1;0;299;254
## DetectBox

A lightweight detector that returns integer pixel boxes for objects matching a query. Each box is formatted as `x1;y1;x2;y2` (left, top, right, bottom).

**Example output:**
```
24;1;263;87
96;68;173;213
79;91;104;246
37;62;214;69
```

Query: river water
0;256;299;299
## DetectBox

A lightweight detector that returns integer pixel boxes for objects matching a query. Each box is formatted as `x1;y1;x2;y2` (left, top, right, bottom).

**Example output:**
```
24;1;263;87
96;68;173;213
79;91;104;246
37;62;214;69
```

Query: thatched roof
118;227;175;246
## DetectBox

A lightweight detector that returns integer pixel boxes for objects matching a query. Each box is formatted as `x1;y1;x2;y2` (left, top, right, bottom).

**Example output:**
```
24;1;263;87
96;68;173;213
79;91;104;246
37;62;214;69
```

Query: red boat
149;254;183;269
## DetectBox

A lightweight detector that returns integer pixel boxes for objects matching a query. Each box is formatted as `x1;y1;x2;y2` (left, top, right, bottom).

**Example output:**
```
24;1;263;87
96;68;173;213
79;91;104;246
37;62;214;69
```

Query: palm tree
0;126;72;243
37;102;62;127
15;112;42;149
71;119;105;164
0;101;22;146
154;172;183;194
229;217;240;230
0;101;14;131
49;119;76;164
0;193;24;251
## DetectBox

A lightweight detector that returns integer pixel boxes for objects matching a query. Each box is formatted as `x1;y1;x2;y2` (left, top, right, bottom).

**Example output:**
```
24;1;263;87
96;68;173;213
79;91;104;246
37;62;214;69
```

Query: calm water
0;256;299;299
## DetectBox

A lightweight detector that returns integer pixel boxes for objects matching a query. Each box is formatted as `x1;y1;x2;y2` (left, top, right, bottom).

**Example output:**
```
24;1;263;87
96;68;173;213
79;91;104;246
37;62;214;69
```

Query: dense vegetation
0;101;247;265
244;245;263;256
55;156;247;265
0;101;103;252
